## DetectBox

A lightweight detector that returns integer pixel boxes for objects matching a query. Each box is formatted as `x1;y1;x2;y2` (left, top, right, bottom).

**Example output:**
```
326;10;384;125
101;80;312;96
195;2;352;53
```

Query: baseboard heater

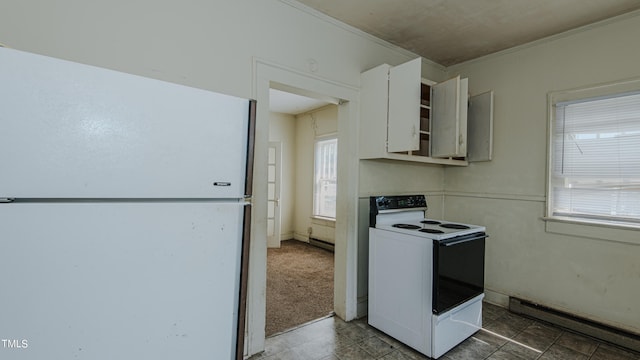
509;297;640;353
309;238;334;252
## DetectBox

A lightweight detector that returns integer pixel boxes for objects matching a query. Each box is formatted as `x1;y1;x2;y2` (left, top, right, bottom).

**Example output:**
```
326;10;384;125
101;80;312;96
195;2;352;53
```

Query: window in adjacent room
548;82;640;227
313;136;338;219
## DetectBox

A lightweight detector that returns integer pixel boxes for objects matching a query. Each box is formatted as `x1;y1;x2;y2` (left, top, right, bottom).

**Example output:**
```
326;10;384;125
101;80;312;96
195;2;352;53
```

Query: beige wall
445;12;640;334
269;106;339;245
295;105;338;242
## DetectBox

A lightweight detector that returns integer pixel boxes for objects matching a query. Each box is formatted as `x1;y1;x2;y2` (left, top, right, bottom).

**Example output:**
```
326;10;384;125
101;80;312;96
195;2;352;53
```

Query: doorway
266;87;337;336
246;59;360;357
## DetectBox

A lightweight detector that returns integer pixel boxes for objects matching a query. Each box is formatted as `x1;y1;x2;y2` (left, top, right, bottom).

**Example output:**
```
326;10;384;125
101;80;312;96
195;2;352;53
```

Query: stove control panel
371;195;427;212
369;195;428;227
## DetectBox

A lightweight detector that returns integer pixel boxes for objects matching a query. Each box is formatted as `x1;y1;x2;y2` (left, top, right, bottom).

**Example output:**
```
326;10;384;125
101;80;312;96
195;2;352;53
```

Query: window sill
311;216;336;225
543;216;640;245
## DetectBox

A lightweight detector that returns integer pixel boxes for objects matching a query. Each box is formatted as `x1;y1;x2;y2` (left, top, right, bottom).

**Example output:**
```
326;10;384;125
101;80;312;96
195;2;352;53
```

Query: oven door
432;232;486;315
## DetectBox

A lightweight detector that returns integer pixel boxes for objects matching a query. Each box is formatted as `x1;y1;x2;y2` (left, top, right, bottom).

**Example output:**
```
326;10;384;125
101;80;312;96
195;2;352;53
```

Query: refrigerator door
0;47;251;199
0;202;245;360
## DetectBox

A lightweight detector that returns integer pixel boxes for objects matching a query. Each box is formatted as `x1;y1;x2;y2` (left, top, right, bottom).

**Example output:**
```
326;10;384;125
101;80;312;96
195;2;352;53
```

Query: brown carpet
266;240;334;336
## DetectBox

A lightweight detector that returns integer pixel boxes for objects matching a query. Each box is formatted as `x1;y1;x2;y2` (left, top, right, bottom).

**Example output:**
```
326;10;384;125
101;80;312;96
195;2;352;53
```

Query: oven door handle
441;233;487;247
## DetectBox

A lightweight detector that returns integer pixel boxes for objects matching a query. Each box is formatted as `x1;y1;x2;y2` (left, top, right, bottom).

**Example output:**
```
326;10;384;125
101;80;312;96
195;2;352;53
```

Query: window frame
546;77;640;231
312;134;338;220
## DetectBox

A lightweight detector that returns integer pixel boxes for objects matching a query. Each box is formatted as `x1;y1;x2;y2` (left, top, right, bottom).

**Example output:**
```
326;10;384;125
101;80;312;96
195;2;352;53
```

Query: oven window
433;234;485;314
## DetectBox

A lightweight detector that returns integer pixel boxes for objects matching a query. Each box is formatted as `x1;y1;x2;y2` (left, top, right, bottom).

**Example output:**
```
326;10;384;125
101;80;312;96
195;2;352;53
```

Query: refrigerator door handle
0;198;15;203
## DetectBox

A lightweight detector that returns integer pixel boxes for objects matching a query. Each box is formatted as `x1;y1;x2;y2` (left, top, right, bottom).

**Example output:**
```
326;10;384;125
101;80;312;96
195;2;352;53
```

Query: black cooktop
392;221;471;232
419;228;445;234
440;223;471;230
421;220;442;225
392;224;421;230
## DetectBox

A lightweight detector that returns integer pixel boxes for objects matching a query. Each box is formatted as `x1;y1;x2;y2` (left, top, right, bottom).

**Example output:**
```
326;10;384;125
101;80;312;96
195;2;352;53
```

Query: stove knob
377;198;390;209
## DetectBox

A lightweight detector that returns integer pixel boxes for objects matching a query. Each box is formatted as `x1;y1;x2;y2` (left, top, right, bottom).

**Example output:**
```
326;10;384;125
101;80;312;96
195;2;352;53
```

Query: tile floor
249;302;640;360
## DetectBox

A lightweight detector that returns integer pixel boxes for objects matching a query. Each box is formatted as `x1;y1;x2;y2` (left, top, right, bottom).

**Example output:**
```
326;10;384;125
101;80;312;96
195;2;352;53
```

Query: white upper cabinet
359;58;471;166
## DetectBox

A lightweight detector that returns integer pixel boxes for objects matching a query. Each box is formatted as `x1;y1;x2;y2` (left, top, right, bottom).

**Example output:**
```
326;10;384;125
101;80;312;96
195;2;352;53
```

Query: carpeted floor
266;239;334;336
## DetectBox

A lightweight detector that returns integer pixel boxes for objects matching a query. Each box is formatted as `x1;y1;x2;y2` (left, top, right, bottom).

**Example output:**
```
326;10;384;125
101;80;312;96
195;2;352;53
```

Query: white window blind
551;91;640;225
313;137;337;219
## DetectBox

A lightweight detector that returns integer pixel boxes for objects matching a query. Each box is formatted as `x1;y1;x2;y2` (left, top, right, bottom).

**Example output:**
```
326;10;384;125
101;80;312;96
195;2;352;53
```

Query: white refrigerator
0;47;255;360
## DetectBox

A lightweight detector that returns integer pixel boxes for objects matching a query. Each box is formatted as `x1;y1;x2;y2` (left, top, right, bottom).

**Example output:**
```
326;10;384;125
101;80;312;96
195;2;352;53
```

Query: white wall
268;112;296;243
0;0;423;97
445;12;640;334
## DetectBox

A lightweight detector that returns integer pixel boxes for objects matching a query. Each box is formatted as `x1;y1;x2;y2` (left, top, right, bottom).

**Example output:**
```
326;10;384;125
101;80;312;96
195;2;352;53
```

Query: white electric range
368;195;487;359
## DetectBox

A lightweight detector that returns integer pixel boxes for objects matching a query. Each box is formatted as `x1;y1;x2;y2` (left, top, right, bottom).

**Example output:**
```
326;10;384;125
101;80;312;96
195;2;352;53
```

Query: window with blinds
313;137;338;219
550;91;640;226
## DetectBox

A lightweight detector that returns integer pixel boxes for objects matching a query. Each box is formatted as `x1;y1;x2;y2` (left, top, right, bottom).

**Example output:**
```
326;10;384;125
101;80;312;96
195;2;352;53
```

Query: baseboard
279;232;294;241
309;237;335;252
293;232;309;242
509;297;640;353
483;289;510;308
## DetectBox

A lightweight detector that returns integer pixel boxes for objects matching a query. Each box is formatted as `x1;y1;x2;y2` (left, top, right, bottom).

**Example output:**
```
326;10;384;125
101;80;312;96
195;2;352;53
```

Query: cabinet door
467;91;494;162
458;78;469;156
360;64;392;159
431;76;467;158
388;58;421;152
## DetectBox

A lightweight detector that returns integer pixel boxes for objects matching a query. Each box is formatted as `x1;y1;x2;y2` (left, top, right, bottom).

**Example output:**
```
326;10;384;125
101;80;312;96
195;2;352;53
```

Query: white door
267;142;282;248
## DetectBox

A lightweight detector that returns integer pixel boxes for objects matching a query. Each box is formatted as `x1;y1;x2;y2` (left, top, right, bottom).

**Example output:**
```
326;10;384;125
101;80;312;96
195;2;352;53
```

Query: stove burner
440;223;471;230
392;224;421;230
421;220;442;225
419;228;445;234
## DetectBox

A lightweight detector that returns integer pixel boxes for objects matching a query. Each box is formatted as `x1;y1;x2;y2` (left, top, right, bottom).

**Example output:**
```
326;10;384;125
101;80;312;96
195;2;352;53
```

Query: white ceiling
269;88;332;115
294;0;640;66
271;0;640;114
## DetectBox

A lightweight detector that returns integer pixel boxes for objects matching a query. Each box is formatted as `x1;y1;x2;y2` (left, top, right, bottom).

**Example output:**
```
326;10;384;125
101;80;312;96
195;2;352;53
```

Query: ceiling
271;0;640;114
294;0;640;66
269;88;333;115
